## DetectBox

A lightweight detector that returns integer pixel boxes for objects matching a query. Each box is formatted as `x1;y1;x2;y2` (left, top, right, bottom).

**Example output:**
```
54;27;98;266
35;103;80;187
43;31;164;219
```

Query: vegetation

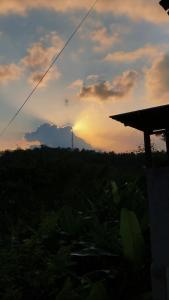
0;147;155;299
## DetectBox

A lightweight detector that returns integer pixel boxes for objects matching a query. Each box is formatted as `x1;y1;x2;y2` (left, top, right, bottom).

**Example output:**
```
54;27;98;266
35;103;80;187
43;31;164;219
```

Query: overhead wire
0;0;98;137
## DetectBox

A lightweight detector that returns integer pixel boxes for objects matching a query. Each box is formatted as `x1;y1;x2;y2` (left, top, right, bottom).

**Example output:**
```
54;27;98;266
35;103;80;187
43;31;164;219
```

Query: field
0;147;155;299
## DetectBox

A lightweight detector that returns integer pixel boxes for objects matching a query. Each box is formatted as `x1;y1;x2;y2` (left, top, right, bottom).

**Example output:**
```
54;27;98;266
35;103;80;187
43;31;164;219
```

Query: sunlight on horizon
0;0;167;152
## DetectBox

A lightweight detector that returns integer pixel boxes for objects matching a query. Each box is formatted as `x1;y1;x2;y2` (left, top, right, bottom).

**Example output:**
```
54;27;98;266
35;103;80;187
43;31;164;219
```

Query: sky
0;0;168;152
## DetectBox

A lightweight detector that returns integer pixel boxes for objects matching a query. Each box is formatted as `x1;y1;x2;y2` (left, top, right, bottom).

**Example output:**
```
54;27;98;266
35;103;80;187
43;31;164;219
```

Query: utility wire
0;0;98;137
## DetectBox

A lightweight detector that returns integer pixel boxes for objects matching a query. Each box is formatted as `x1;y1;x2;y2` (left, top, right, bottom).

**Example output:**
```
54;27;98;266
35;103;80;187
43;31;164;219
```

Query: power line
0;0;98;137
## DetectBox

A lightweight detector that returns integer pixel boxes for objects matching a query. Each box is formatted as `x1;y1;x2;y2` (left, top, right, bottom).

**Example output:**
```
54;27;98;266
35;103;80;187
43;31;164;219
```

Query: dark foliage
0;147;155;299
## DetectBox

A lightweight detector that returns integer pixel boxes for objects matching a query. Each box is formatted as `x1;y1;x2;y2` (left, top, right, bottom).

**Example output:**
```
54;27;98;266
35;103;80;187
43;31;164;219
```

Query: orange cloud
0;63;21;84
90;27;119;52
105;44;162;63
0;32;62;87
28;69;60;87
146;53;169;103
69;79;83;89
22;42;54;69
79;70;139;101
0;0;166;24
22;32;63;68
22;32;63;86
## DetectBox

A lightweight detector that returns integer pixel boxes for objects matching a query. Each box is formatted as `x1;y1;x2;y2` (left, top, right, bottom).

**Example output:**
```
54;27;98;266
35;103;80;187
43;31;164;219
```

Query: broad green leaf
120;208;145;266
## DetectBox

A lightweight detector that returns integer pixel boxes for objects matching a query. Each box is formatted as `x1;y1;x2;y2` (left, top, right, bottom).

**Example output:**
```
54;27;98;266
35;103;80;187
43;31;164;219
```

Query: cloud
0;63;22;84
79;70;139;101
90;27;119;52
0;32;62;87
25;123;92;150
87;75;100;81
99;0;167;24
146;53;169;103
22;42;55;69
69;75;106;91
69;79;83;89
21;32;63;86
40;31;64;49
105;44;162;63
0;1;166;24
24;32;63;65
28;68;60;87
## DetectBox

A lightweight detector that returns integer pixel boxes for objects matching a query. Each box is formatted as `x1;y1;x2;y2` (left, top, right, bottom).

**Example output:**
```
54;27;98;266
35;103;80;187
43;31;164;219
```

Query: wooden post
144;131;152;167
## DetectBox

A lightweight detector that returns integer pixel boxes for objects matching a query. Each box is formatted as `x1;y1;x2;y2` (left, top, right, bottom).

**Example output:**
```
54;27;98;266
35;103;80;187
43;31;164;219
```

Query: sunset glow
0;0;167;152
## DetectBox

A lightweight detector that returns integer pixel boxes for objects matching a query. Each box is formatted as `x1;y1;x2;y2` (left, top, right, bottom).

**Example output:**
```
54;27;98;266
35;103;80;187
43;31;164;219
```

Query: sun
73;119;89;135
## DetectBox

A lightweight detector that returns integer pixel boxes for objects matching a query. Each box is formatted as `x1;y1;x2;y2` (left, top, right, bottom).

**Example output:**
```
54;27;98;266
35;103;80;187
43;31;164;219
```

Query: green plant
120;208;145;266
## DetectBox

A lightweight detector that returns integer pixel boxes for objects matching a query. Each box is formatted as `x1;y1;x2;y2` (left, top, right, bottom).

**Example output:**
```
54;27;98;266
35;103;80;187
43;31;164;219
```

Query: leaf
111;181;120;205
120;208;145;266
87;282;109;300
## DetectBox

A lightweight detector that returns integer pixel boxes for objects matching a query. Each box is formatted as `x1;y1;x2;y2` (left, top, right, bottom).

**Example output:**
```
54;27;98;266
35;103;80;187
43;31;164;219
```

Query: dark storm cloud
25;123;92;150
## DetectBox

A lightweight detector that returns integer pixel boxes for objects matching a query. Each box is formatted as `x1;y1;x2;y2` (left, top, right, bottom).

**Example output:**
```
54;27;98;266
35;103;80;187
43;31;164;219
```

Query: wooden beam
152;129;165;136
159;0;169;12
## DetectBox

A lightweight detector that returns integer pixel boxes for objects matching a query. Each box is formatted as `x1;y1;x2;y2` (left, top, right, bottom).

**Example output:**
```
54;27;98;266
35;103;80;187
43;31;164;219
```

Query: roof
110;104;169;134
159;0;169;11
